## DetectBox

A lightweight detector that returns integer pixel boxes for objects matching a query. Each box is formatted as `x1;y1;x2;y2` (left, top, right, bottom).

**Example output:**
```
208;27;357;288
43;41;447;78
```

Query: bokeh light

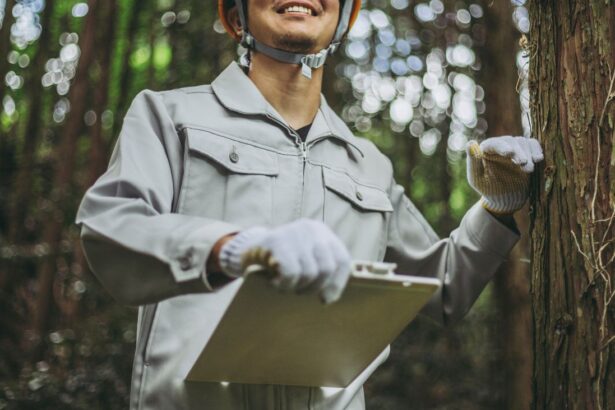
341;1;488;156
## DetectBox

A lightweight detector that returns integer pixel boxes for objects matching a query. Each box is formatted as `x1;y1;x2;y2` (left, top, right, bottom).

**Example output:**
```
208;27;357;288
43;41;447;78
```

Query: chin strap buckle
300;62;313;79
300;47;331;79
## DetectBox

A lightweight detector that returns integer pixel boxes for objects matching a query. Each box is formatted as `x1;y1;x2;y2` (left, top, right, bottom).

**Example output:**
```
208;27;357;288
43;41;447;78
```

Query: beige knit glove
466;136;544;215
219;220;352;304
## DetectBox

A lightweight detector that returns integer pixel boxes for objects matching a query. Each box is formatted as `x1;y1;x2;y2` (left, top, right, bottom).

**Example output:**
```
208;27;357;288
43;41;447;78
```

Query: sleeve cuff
462;202;520;258
169;221;241;291
219;226;269;278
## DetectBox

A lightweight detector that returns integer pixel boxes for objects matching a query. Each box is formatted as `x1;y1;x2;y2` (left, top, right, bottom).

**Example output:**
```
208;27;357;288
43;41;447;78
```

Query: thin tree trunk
477;2;532;409
0;0;17;238
529;1;615;408
111;0;147;148
7;0;56;243
67;0;119;326
147;17;156;89
87;0;117;186
0;0;15;106
29;0;100;357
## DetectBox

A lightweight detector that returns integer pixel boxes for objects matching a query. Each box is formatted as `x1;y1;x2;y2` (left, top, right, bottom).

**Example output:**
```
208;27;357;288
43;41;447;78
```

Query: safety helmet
218;0;362;78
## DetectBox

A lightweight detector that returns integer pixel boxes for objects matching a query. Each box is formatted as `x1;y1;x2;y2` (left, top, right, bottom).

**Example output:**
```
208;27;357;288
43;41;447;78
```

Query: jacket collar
211;62;363;156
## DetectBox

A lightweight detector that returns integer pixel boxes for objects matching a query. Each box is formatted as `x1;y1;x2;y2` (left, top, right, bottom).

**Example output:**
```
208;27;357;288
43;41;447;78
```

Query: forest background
0;0;551;408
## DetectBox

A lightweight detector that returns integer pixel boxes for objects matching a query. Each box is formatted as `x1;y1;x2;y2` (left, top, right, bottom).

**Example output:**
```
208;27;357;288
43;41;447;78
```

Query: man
76;0;544;408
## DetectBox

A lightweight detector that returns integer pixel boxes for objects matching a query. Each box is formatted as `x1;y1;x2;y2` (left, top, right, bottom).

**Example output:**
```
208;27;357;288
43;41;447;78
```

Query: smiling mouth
279;5;315;16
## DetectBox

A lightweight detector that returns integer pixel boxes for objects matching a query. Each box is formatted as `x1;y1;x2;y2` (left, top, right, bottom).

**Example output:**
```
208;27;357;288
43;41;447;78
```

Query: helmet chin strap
243;33;338;79
233;0;354;79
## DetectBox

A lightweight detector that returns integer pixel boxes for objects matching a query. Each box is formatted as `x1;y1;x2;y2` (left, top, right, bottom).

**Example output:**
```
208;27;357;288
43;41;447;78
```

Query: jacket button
355;191;363;201
229;151;239;163
179;254;192;271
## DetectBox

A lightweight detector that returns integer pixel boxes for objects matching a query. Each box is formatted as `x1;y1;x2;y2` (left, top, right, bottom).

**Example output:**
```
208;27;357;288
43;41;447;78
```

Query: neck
248;52;323;130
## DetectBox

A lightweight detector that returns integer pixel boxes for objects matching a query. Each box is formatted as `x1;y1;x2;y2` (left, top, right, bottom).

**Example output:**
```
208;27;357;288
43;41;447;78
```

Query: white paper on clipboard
185;261;441;387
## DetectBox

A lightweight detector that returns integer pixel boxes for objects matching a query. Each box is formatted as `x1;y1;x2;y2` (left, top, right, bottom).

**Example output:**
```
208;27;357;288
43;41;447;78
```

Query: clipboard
185;261;441;387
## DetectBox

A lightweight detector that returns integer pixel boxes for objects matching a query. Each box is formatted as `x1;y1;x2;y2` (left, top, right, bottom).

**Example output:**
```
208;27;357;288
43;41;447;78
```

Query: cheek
323;1;341;30
324;0;341;14
250;0;268;8
323;0;341;7
324;15;340;40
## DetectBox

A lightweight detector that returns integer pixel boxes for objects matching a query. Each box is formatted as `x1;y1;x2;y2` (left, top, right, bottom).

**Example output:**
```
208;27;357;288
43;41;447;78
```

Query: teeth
283;5;313;15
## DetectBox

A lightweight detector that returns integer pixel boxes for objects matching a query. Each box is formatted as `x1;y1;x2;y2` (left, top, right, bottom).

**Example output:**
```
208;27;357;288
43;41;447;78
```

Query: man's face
246;0;340;54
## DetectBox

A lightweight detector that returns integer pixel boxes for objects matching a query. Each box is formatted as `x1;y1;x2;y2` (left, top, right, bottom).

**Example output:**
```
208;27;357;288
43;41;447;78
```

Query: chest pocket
322;167;393;261
178;127;279;226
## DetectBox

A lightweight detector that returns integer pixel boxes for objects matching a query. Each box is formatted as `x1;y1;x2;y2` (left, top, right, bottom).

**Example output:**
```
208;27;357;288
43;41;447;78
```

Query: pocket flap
323;168;393;212
185;128;279;176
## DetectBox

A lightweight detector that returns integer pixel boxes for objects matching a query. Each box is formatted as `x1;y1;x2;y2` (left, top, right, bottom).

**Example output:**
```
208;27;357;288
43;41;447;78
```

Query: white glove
466;136;544;214
218;219;352;304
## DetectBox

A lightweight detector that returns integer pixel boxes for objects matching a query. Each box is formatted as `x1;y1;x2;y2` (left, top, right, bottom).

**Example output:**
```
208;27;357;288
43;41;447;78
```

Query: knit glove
466;136;544;214
218;219;352;304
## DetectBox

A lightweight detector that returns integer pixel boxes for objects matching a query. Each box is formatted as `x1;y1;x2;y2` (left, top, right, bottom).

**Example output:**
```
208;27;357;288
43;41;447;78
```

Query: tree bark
529;1;615;409
477;2;532;409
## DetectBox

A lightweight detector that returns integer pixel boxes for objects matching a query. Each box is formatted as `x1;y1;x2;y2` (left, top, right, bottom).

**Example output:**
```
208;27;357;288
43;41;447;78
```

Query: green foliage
130;44;152;69
152;38;172;69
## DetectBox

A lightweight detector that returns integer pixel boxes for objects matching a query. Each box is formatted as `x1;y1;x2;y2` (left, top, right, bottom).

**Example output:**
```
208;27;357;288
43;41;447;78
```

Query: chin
274;33;318;54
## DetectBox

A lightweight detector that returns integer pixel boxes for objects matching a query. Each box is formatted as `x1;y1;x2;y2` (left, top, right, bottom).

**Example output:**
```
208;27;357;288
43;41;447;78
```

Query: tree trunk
528;1;615;409
0;0;15;106
0;0;17;236
7;0;56;243
87;0;117;186
29;0;100;356
478;2;532;409
111;0;147;147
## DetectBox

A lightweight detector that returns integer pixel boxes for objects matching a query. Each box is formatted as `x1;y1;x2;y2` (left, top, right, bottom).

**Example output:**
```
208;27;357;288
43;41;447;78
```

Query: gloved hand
466;136;544;214
218;219;352;304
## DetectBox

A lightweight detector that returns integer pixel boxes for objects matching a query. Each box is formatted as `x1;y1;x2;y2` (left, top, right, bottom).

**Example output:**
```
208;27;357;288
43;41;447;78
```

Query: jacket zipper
299;140;308;216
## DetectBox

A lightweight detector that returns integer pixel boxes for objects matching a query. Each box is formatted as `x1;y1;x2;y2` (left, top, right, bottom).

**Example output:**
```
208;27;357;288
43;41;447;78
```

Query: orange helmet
217;0;362;78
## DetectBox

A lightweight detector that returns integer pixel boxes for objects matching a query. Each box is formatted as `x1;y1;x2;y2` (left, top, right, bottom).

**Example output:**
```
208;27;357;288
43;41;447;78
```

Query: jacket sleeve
75;89;240;306
384;181;520;326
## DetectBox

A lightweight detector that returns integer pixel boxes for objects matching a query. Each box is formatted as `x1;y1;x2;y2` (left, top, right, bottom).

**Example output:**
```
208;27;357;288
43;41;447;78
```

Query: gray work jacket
76;61;519;410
